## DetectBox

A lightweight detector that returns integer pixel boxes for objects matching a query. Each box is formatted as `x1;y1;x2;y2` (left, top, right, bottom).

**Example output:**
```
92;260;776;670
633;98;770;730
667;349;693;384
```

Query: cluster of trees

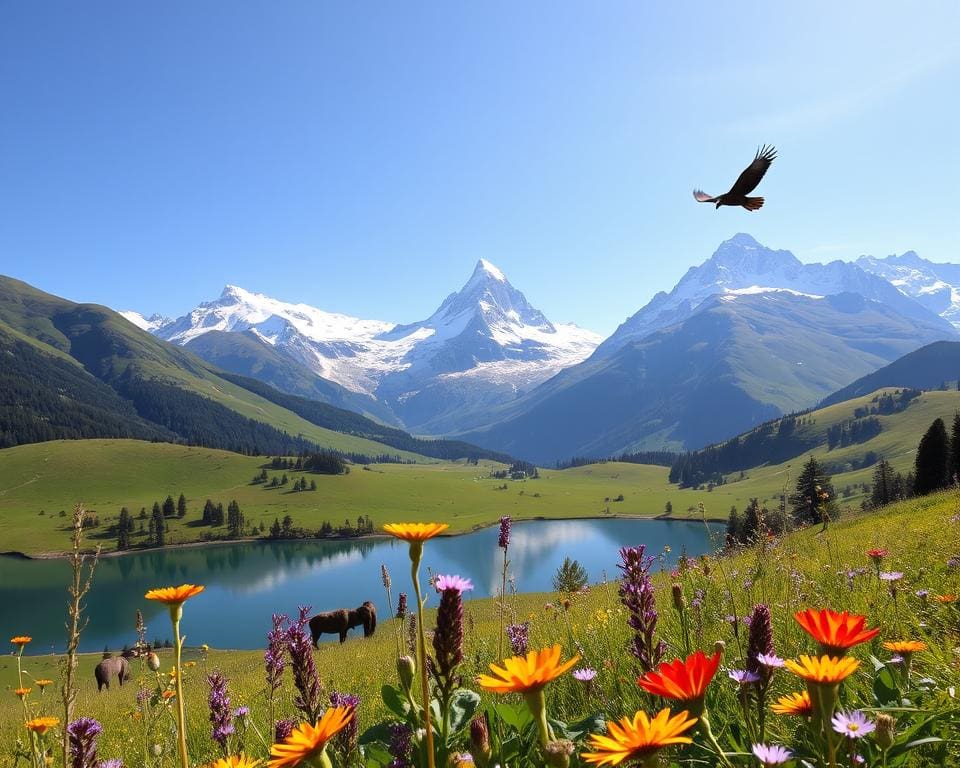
726;498;789;546
826;417;881;450
491;460;540;480
302;452;350;475
912;415;960;495
267;514;375;539
555;451;678;469
853;388;921;418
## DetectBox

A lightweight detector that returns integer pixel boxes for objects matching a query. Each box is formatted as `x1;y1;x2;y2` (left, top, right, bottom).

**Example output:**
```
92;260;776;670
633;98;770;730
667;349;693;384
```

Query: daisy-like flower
771;690;813;716
34;679;54;690
573;668;598;682
794;609;880;655
581;708;697;766
728;669;760;686
882;640;927;655
435;574;474;594
866;548;888;562
161;690;176;701
636;651;722;710
831;710;875;739
752;743;792;766
15;687;31;699
10;635;31;648
382;522;449;542
25;717;60;735
477;645;580;694
933;594;956;603
785;655;859;684
204;756;263;768
879;571;903;582
144;584;205;605
268;707;355;768
756;653;785;668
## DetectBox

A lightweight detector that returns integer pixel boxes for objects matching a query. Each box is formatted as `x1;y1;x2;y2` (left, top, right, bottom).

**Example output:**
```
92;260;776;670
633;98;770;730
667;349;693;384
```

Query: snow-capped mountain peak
120;311;172;332
856;251;960;327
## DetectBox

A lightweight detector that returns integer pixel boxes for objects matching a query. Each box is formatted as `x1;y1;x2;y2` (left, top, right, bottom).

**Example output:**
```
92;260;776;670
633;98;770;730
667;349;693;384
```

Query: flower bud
713;640;726;658
874;713;895;751
544;739;574;768
147;652;161;671
469;715;491;765
671;583;685;611
151;744;163;757
397;655;416;694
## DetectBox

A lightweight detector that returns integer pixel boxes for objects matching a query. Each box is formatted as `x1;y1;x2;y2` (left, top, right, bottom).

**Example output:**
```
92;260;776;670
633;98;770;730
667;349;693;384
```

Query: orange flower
933;594;956;604
866;548;888;560
770;690;813;716
784;655;859;684
581;708;697;766
10;635;31;647
794;608;879;654
161;690;176;700
636;650;722;704
882;640;927;654
25;717;59;735
144;584;205;605
477;645;580;694
15;687;31;699
204;756;263;768
382;523;449;542
268;707;355;768
34;679;53;689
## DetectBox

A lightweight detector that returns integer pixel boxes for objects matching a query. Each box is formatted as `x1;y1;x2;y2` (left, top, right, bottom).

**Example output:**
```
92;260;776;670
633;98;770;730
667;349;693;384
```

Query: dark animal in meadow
95;655;131;692
309;601;378;646
693;145;777;211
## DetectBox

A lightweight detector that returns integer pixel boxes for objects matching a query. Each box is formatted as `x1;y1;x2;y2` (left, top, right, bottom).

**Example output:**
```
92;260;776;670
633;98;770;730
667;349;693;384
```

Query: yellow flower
581;708;697;766
477;645;580;694
882;640;927;654
25;717;59;735
204;756;263;768
268;707;355;768
784;655;859;684
10;635;32;647
144;584;205;605
383;522;449;541
15;687;31;699
770;690;813;716
34;679;54;689
184;661;198;668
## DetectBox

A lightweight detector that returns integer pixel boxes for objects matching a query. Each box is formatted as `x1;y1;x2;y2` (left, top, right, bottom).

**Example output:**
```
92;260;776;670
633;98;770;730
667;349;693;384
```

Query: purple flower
233;706;249;720
572;667;597;682
287;606;324;721
728;669;761;685
832;711;875;739
915;589;929;599
435;574;474;594
505;622;530;656
388;722;413;768
381;564;392;589
879;571;904;582
206;671;234;749
265;613;287;695
274;719;296;742
746;604;774;677
756;653;785;668
396;592;408;620
329;691;360;753
98;761;123;768
618;545;666;673
752;743;792;765
498;516;511;549
67;717;102;768
947;556;960;570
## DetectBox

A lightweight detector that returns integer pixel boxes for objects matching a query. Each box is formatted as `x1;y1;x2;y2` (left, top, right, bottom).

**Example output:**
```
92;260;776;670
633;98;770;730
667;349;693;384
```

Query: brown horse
309;601;377;646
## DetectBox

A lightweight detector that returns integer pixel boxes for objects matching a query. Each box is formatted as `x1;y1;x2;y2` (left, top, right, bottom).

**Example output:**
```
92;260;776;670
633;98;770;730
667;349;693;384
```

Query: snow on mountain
142;261;600;432
856;252;960;328
597;233;952;356
120;311;172;332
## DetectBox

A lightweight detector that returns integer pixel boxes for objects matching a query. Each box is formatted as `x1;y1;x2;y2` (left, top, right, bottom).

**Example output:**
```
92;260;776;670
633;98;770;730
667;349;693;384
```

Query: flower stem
172;611;189;768
411;552;436;768
697;710;733;768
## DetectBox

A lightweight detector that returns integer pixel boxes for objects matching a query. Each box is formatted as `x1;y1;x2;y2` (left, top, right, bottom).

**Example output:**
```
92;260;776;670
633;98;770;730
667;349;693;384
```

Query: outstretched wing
727;145;776;197
693;189;717;203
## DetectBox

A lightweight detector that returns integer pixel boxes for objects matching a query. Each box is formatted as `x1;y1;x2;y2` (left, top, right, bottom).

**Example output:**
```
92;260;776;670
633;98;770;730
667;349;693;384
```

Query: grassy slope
1;491;957;766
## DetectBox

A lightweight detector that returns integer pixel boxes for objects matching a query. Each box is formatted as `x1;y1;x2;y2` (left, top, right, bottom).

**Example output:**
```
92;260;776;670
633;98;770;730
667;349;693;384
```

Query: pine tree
162;495;176;518
789;457;835;525
151;507;166;546
725;506;742;547
202;499;215;525
949;412;960;485
177;493;187;518
227;500;244;538
310;480;317;491
871;459;895;508
281;515;294;537
269;518;282;539
914;417;950;496
117;507;132;550
742;498;763;542
152;501;162;520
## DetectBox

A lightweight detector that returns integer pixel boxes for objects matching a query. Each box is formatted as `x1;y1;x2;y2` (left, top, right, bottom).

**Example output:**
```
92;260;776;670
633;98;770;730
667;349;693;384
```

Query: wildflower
35;678;53;690
728;669;760;686
234;706;250;721
383;522;448;542
328;691;360;755
267;706;355;768
637;650;722;713
946;556;959;570
756;653;785;668
265;614;287;696
67;717;103;768
671;583;685;611
506;622;530;656
396;655;416;694
162;690;176;701
746;604;774;677
477;645;580;695
874;713;896;751
878;571;903;582
15;687;31;699
380;564;391;589
933;594;956;603
544;740;574;767
832;711;875;739
915;589;929;600
771;691;812;717
618;545;666;673
144;584;205;617
274;720;296;743
99;760;124;768
286;607;324;722
866;548;888;563
395;593;408;620
785;654;859;684
147;652;161;671
25;717;60;735
434;578;468;683
882;640;927;655
203;757;262;768
793;608;879;655
207;671;235;749
573;668;598;682
434;574;474;594
752;743;792;766
581;708;697;766
498;516;511;549
388;722;413;767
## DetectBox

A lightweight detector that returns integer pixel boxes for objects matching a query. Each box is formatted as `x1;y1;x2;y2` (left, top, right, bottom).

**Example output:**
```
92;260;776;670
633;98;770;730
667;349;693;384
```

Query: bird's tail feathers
743;196;764;211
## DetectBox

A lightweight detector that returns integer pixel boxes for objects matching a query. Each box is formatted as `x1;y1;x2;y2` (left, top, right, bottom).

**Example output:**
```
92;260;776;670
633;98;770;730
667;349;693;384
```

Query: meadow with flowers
2;488;959;767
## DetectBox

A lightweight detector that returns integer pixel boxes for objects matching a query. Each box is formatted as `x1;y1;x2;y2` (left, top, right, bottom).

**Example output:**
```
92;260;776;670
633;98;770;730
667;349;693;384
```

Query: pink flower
435;574;474;594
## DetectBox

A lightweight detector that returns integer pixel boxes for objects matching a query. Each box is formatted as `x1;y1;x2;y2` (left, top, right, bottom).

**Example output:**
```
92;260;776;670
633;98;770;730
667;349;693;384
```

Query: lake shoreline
0;511;725;561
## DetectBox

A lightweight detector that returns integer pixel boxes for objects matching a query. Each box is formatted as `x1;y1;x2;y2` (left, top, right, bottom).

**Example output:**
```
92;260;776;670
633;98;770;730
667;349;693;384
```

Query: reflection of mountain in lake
0;520;719;653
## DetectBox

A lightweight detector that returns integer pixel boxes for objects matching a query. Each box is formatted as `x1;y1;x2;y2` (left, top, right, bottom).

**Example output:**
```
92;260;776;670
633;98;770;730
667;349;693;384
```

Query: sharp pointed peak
472;258;507;283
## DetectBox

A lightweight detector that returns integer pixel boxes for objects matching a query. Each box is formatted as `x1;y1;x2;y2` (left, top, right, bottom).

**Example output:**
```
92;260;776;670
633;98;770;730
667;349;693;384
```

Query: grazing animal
309;601;378;646
693;145;777;211
95;655;131;692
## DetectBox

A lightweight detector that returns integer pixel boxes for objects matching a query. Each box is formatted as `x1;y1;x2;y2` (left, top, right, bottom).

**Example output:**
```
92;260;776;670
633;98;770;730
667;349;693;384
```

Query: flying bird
693;145;777;211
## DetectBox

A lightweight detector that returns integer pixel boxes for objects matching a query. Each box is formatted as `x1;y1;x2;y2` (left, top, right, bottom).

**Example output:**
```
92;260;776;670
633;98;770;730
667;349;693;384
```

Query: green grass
1;491;958;766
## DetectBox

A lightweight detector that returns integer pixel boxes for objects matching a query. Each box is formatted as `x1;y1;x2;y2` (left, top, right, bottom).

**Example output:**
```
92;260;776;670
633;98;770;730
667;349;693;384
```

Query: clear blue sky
1;2;958;335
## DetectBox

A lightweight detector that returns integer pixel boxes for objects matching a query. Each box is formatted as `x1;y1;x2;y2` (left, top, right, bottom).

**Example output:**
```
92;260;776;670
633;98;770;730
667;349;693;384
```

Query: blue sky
1;2;958;335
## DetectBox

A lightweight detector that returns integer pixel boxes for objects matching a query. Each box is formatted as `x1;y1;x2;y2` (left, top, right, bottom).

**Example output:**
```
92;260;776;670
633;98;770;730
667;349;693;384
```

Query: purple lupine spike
98;760;123;768
287;606;323;721
433;577;471;681
329;691;360;753
617;545;666;673
274;719;296;742
206;671;234;749
396;592;408;621
498;516;511;550
505;621;530;656
67;717;102;768
746;604;775;677
388;722;413;768
265;613;288;694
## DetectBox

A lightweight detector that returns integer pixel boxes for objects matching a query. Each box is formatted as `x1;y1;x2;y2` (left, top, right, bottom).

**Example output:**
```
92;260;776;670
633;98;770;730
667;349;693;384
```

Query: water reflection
0;519;718;653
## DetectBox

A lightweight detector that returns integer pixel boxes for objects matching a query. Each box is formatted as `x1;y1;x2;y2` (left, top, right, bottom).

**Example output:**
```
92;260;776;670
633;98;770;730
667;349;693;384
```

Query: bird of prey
693;145;777;211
